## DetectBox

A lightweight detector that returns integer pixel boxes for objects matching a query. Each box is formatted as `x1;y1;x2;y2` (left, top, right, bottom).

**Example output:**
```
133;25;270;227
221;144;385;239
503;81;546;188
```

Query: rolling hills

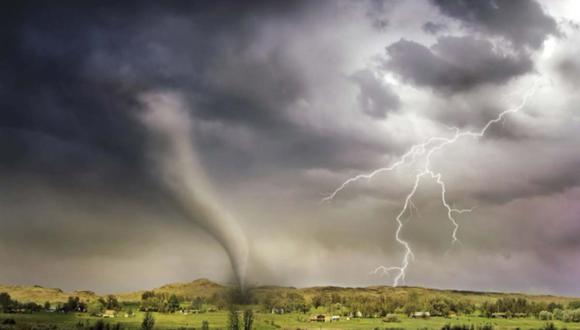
1;279;577;305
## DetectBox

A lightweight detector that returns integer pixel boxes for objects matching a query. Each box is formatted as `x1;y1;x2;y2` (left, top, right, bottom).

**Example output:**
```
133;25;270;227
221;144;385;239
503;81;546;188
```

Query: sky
1;0;580;295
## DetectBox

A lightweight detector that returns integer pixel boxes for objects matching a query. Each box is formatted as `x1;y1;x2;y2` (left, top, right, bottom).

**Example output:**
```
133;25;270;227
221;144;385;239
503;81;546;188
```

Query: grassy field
1;311;579;330
2;280;579;330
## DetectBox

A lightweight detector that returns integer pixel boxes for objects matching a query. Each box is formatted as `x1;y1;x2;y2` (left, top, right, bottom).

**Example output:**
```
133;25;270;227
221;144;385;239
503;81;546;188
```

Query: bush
228;309;240;330
562;309;580;323
383;314;399;322
553;309;564;321
541;322;557;330
93;320;105;330
539;311;553;320
141;312;155;330
1;319;15;325
242;309;253;330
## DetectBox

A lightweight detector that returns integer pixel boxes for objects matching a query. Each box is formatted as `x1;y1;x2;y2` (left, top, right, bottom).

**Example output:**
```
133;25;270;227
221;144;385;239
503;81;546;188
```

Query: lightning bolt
324;80;541;286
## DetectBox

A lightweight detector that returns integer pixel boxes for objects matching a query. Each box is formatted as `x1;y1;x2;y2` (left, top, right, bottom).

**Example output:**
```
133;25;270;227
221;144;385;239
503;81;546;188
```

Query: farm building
410;311;430;318
309;314;327;322
103;310;116;318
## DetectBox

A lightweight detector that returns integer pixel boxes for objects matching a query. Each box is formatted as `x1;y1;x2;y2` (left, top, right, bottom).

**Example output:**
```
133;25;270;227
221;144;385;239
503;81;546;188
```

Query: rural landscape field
2;1;580;330
2;279;580;330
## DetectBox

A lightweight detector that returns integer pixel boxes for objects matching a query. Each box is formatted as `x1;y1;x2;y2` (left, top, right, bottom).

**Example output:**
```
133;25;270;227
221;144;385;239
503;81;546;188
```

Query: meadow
2;279;580;330
2;311;580;330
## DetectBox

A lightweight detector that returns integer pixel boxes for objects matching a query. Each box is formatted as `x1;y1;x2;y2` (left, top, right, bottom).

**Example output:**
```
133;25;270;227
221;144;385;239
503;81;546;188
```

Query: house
309;314;326;322
271;308;285;314
103;310;116;318
410;311;430;319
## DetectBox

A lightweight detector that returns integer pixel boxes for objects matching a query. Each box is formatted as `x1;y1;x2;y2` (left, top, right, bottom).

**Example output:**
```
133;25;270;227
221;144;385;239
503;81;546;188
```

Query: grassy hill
1;279;577;305
0;284;98;303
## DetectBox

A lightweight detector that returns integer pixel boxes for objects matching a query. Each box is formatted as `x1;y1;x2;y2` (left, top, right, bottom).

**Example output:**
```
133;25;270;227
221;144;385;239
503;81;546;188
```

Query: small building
103;310;116;318
410;311;430;319
309;314;326;322
331;315;340;322
492;312;507;318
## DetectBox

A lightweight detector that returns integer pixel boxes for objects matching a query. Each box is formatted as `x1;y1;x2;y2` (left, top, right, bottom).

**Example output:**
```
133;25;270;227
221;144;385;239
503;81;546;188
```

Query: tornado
138;91;248;289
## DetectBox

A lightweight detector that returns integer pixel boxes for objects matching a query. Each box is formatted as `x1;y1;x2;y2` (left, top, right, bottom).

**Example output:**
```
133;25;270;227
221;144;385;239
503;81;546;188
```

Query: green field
1;311;578;330
2;280;579;330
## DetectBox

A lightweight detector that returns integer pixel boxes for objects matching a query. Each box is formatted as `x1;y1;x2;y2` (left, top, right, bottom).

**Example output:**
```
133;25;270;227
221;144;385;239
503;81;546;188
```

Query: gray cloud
384;36;533;93
422;21;447;35
431;0;558;50
350;69;401;118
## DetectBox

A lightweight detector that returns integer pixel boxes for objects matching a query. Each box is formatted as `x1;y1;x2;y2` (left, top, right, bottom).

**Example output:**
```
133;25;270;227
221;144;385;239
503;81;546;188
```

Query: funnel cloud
138;92;248;289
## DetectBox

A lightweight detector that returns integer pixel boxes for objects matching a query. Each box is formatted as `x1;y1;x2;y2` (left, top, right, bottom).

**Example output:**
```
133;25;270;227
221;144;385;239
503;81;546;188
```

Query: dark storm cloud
431;0;559;50
422;21;447;35
384;36;533;93
0;0;380;189
350;69;400;119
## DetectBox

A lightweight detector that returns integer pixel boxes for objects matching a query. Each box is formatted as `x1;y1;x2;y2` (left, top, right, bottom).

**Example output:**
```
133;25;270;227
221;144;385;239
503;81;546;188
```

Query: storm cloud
384;36;533;93
0;0;579;295
432;0;559;50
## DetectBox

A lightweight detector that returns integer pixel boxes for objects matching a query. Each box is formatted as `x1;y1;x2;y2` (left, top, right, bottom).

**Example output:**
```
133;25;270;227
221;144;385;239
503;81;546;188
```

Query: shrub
383;314;399;322
540;311;553;320
541;322;557;330
553;309;564;321
93;320;105;330
242;309;253;330
1;319;15;325
141;312;155;330
228;309;240;330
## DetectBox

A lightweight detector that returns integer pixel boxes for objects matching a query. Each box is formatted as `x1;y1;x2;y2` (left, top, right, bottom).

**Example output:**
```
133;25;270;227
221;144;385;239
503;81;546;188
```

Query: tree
168;294;180;313
228;308;240;330
569;301;580;310
243;309;254;330
0;292;14;312
201;320;210;330
141;311;155;330
44;301;51;311
429;299;450;316
64;296;81;312
88;301;105;316
105;295;120;310
142;291;156;300
191;297;204;310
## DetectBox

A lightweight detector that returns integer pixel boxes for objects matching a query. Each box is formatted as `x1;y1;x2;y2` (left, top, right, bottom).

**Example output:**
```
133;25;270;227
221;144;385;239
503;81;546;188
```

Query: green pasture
2;312;579;330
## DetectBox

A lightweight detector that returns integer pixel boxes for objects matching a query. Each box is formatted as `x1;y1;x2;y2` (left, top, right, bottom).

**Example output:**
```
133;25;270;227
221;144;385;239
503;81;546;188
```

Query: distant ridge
1;279;577;304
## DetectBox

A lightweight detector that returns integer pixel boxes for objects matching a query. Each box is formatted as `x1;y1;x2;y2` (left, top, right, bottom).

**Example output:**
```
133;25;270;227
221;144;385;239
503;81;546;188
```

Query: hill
1;279;577;305
0;284;98;303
